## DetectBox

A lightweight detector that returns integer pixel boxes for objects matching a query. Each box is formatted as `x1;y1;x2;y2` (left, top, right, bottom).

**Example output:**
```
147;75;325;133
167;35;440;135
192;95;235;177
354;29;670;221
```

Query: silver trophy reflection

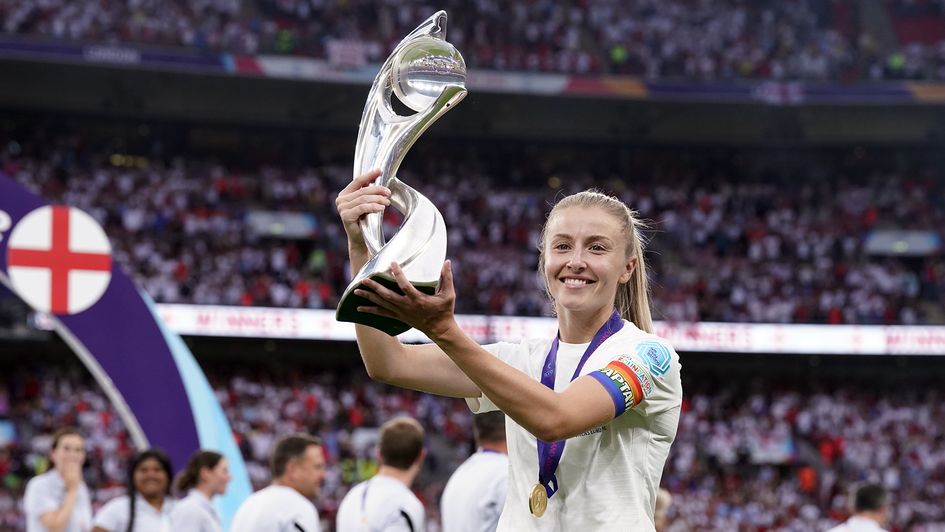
336;11;467;335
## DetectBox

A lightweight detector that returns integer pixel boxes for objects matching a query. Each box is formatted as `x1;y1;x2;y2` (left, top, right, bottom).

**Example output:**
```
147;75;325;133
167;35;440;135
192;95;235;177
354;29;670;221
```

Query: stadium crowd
4;0;945;81
2;125;944;326
1;364;943;530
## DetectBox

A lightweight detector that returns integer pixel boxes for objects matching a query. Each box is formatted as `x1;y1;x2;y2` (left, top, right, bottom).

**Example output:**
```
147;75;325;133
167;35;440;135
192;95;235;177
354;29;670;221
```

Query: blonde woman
336;171;683;531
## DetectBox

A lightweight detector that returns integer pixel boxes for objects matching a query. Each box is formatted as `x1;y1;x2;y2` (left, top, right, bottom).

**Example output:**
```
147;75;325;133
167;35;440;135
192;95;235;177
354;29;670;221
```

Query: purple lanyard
537;308;624;498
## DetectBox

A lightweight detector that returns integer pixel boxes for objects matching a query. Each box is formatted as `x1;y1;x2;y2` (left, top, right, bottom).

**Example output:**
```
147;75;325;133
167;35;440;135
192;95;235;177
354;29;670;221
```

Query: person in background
92;449;174;532
827;483;890;532
230;433;325;532
170;450;231;532
23;427;93;532
654;488;672;532
336;417;426;532
440;412;508;532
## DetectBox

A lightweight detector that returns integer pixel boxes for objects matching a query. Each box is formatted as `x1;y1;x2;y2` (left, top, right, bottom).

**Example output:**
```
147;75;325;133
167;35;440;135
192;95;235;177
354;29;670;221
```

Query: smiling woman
92;449;175;532
336;175;683;531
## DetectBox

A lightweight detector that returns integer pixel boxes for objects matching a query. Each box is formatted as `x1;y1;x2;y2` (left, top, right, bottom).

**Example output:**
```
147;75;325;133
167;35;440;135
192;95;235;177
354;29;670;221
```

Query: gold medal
528;483;548;517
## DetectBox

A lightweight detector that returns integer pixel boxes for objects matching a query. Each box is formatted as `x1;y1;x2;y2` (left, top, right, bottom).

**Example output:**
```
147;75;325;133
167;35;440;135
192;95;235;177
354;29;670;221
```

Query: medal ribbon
536;308;624;499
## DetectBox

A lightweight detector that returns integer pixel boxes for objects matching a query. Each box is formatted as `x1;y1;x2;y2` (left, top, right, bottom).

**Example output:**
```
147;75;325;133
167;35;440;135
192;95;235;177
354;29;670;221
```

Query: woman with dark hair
169;450;231;532
92;449;175;532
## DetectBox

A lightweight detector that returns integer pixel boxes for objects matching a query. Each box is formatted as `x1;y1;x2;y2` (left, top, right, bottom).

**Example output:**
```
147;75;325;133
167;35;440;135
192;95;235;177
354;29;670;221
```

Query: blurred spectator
655;488;672;532
170;450;231;532
826;482;890;532
336;417;426;532
230;433;325;532
91;449;174;532
22;427;93;532
440;412;508;532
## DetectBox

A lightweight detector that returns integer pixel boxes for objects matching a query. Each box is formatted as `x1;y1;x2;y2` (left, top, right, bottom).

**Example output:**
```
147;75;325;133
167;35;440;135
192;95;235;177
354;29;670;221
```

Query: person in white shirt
827;483;890;532
440;412;508;532
23;427;94;532
169;450;231;532
230;433;325;532
338;177;683;531
337;417;426;532
92;448;175;532
654;488;672;532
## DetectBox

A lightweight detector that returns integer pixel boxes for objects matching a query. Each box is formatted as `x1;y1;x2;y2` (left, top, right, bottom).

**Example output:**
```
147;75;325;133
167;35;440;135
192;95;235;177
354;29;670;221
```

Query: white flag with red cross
6;205;112;315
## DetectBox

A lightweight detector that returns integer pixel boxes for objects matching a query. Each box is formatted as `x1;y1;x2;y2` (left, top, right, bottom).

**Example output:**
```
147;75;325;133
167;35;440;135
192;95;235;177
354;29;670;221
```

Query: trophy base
336;273;436;336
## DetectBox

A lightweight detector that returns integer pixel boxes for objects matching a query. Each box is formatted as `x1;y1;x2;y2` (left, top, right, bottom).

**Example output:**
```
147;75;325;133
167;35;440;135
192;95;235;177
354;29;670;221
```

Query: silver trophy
336;11;467;335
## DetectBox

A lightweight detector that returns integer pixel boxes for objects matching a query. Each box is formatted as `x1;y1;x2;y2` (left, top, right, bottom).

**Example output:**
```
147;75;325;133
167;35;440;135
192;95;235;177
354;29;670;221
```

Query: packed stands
0;0;930;81
2;119;943;325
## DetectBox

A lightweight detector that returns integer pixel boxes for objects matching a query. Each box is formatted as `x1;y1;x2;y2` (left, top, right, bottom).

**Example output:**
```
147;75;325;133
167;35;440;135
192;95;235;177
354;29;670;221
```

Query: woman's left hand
355;260;458;339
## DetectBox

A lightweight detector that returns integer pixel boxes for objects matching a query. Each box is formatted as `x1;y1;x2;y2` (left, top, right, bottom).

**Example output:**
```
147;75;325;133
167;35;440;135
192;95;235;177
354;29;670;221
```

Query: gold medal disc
528;483;548;517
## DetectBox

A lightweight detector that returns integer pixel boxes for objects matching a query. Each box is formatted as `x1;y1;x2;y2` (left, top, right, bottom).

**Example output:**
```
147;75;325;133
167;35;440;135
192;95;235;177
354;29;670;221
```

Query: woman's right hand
60;461;82;491
335;169;391;251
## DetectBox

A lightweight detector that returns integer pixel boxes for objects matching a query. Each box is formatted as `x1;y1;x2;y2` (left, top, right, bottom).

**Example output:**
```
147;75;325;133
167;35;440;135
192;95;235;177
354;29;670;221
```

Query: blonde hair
537;190;653;333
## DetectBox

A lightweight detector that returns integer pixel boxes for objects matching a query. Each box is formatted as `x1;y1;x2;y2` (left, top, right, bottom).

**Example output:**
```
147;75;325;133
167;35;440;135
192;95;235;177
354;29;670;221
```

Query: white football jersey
336;474;425;532
440;450;508;532
469;320;682;531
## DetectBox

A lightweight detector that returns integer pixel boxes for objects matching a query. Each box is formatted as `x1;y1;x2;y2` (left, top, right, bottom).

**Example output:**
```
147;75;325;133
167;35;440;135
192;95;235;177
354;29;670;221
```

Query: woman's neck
557;306;613;343
196;484;215;499
142;493;164;510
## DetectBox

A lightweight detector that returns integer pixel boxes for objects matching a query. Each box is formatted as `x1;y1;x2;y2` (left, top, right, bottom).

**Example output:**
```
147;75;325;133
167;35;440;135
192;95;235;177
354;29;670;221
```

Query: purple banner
0;174;199;468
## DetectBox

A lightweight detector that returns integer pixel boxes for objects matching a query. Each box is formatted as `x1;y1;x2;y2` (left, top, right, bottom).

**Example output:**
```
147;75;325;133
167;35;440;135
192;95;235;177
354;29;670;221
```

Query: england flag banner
0;174;251;530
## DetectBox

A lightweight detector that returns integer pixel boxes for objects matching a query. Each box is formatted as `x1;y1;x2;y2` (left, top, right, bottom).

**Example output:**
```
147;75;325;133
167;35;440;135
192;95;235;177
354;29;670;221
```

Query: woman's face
51;434;86;470
543;206;634;318
133;457;169;499
202;458;232;496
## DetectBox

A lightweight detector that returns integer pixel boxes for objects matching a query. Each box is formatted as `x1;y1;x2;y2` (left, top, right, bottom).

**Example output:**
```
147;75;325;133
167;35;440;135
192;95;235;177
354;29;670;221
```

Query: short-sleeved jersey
169;490;222;532
468;319;682;531
92;495;174;532
230;485;322;532
336;475;425;532
23;470;93;532
440;450;508;532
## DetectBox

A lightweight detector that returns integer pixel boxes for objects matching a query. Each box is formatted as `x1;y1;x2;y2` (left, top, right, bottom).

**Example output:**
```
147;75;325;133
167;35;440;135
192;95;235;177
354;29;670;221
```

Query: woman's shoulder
93;495;132;527
170;493;207;518
99;494;132;511
617;320;675;350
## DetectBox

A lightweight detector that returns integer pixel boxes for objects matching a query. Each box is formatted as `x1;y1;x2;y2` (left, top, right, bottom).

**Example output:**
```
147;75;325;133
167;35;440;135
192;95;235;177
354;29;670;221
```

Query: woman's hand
355;260;458;340
335;169;391;251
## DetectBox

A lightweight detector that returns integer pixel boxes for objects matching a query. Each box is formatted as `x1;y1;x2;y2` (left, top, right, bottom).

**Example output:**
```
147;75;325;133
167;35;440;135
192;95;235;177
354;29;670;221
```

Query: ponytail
125;486;136;532
175;450;223;493
616;216;653;332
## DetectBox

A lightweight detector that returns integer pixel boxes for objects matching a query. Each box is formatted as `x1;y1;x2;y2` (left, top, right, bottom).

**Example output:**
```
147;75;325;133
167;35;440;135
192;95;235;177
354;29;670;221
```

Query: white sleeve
23;476;58;519
589;338;682;417
92;496;128;531
464;341;522;414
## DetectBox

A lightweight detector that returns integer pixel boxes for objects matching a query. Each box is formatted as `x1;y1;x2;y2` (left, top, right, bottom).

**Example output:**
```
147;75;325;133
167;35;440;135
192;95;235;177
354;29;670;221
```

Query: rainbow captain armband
590;355;654;416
